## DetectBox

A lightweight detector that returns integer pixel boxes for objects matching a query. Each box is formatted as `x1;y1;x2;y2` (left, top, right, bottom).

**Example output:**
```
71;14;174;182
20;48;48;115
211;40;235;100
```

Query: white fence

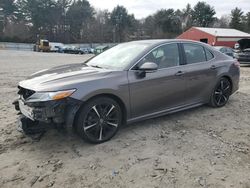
0;42;34;51
0;42;116;51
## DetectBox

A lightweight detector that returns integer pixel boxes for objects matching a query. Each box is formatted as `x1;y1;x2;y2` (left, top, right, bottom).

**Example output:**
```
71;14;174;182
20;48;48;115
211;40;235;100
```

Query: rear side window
183;43;206;64
205;48;214;61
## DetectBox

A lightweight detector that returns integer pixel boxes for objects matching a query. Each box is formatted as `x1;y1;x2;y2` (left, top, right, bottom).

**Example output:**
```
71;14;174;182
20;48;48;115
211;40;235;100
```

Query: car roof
127;39;211;48
96;45;108;50
128;39;195;44
120;39;217;71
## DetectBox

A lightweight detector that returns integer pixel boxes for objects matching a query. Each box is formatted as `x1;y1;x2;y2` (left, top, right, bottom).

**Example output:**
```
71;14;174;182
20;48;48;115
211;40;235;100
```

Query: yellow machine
33;39;51;52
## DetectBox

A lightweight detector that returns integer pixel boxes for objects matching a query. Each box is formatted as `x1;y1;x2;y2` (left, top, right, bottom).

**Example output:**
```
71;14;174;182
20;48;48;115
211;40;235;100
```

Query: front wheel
75;97;122;144
209;77;232;107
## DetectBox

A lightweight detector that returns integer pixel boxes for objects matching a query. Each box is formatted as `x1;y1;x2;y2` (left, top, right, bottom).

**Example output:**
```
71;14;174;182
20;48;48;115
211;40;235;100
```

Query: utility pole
100;17;105;43
0;8;4;35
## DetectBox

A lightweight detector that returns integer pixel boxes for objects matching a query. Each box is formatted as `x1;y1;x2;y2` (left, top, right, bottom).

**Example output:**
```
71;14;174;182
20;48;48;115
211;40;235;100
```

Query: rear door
180;43;217;104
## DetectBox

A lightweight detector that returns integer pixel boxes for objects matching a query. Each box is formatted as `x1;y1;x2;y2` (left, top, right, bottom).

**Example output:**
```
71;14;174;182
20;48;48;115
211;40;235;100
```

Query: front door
128;43;188;118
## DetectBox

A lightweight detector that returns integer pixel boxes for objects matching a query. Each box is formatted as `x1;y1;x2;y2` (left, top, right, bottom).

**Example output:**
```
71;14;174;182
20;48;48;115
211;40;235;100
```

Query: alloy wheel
83;103;119;142
213;78;231;107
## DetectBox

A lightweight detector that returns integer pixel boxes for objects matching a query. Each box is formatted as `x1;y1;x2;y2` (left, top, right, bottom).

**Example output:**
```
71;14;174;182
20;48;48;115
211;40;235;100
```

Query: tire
209;77;232;107
75;97;122;144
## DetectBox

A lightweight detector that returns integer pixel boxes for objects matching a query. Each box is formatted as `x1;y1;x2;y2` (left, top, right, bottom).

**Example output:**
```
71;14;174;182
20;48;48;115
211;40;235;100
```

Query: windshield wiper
89;65;103;69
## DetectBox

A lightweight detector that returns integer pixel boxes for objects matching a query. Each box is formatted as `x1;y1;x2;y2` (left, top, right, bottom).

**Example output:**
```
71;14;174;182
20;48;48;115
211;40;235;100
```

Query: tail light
233;60;240;68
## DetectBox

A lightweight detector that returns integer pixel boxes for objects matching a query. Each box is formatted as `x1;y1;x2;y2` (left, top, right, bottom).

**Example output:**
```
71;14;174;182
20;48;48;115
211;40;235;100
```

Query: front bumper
13;97;82;126
236;56;250;63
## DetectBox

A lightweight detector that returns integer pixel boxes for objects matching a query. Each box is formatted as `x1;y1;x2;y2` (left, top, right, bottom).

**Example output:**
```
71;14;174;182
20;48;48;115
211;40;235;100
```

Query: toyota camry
14;40;240;143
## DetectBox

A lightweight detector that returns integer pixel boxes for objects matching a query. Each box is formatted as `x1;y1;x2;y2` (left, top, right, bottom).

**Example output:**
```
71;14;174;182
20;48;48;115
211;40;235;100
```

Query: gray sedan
15;39;240;143
214;46;235;58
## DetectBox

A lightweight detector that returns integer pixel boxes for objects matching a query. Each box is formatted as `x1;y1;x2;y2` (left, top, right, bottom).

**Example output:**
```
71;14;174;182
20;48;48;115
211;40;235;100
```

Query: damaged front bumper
13;97;82;126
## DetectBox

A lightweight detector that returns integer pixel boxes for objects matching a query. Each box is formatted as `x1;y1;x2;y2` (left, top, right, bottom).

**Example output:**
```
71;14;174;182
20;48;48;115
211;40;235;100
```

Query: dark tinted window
183;43;206;64
226;48;233;53
43;41;49;46
205;48;214;61
139;43;180;69
220;48;226;53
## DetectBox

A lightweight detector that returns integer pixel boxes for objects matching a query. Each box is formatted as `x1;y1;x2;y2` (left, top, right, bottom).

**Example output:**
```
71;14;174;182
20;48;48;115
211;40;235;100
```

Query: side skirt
127;102;204;124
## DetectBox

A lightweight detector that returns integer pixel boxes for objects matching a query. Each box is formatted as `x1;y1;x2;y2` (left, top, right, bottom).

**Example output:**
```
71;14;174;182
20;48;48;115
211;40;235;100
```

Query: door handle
210;65;217;70
175;71;185;76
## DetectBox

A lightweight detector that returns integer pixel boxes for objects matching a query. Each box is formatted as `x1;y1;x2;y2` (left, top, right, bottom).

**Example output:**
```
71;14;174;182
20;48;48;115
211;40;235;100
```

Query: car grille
18;86;35;100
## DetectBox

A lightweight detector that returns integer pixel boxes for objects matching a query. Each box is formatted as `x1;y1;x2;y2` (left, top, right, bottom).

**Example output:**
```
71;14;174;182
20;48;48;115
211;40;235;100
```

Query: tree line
0;0;250;43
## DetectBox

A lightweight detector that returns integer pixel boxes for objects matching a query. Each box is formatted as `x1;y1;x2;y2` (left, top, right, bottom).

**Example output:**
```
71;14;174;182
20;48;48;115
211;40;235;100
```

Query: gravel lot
0;50;250;188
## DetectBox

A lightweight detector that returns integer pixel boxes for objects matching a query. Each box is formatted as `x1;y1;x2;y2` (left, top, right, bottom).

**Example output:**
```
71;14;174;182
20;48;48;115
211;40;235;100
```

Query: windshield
43;41;49;46
86;42;150;70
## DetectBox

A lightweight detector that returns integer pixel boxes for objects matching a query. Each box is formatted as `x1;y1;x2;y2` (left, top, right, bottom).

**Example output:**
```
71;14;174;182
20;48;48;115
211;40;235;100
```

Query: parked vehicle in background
54;46;63;53
60;46;84;54
87;47;95;54
89;48;95;54
55;46;94;54
80;47;94;54
214;46;235;58
234;39;250;63
95;45;109;54
80;47;89;54
14;39;240;143
50;42;64;52
33;39;51;52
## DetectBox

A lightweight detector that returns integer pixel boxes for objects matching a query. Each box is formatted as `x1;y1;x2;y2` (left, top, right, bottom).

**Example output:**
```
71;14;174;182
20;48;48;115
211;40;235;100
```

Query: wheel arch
73;93;127;129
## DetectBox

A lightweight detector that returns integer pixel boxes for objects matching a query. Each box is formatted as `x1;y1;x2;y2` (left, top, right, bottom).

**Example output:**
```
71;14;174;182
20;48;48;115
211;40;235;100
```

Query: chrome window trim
128;41;215;71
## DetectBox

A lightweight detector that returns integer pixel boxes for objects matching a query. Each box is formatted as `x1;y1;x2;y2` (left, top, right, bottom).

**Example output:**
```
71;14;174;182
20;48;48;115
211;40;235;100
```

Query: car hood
19;63;113;91
238;39;250;50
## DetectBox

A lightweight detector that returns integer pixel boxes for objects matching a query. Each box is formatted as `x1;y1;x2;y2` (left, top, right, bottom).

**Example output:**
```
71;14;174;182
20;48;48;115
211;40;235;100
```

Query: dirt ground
0;50;250;188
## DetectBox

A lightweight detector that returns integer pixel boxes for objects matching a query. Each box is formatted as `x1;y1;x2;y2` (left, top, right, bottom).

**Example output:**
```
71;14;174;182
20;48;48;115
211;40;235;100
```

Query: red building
177;27;250;48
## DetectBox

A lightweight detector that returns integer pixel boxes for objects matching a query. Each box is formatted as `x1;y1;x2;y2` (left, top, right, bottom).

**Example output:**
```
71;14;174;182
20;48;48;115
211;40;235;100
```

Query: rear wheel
209;77;232;107
75;97;122;144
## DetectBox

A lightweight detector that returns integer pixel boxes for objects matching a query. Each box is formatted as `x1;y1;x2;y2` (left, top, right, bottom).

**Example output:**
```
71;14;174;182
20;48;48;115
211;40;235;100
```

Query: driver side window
137;43;180;69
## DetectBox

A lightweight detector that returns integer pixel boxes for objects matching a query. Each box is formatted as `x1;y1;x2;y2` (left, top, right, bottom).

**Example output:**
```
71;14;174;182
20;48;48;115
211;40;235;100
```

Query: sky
88;0;250;19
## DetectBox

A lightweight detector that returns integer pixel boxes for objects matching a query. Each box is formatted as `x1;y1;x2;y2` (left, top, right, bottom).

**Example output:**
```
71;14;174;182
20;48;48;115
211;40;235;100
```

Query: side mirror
139;62;158;72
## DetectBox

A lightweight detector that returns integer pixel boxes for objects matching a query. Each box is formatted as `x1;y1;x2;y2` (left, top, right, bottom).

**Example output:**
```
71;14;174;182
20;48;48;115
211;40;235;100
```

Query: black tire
209;77;232;107
75;97;122;144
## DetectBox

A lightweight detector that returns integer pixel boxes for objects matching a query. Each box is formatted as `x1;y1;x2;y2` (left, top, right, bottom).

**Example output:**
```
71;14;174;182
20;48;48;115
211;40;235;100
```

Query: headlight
25;89;76;102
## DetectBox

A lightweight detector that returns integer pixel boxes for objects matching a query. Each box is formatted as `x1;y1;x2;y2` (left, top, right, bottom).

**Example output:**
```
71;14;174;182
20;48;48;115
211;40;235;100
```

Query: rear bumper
229;65;240;95
13;98;82;126
232;78;239;94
